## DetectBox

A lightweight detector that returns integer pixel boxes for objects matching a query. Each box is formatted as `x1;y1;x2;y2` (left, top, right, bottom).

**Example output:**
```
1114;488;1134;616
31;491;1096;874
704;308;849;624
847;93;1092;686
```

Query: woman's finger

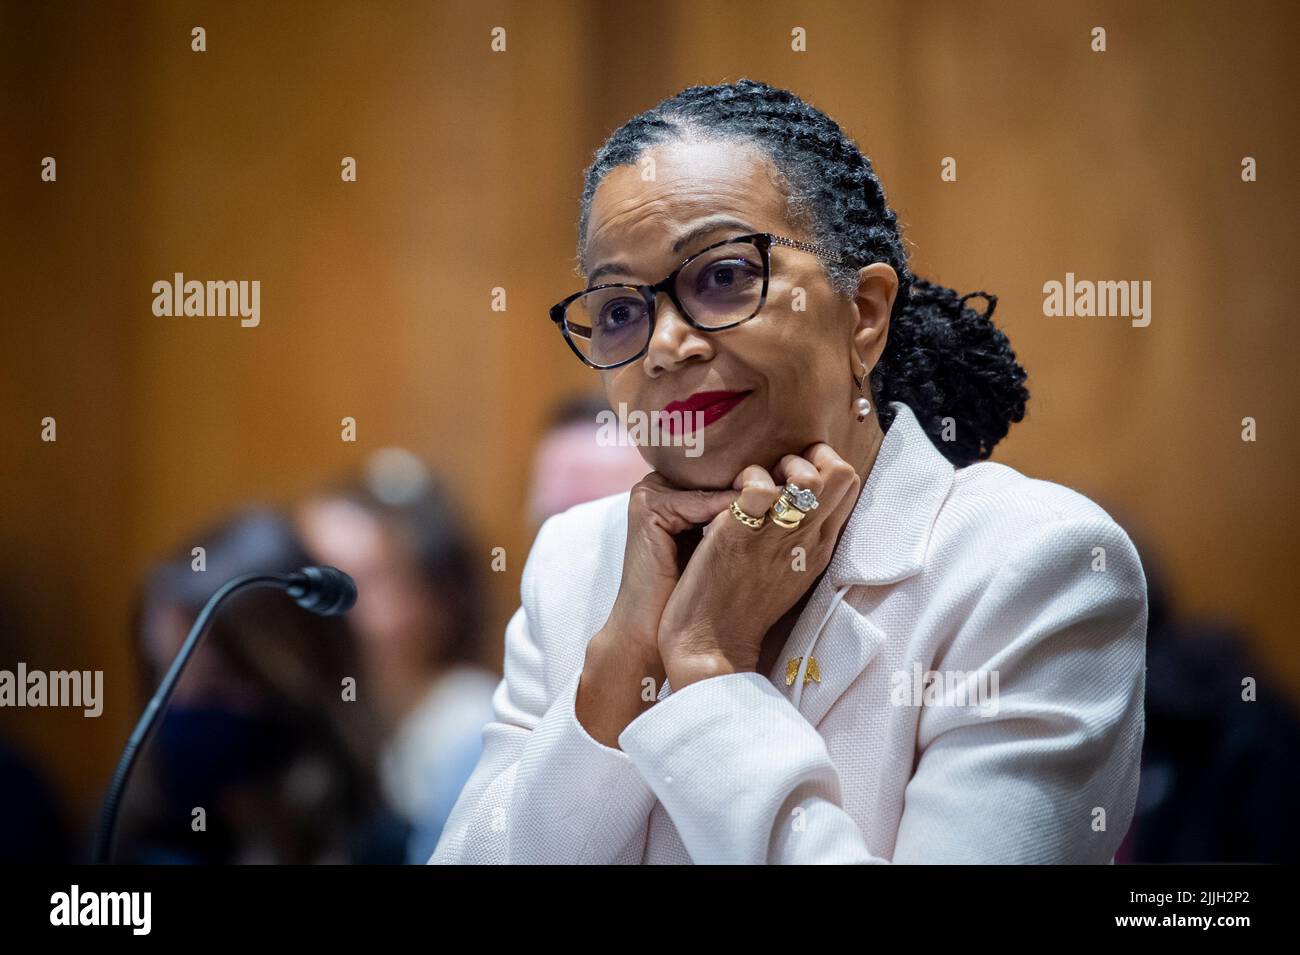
657;487;737;531
772;454;825;498
813;467;861;545
802;442;859;514
732;465;782;521
796;443;862;546
633;474;735;534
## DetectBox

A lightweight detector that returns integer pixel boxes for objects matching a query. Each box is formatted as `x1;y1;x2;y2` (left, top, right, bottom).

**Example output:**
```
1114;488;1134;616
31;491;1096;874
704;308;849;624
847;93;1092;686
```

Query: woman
296;452;497;864
431;79;1147;864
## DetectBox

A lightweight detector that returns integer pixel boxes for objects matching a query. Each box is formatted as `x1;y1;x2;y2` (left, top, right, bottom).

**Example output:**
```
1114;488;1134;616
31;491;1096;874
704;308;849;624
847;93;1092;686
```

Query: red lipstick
659;390;752;435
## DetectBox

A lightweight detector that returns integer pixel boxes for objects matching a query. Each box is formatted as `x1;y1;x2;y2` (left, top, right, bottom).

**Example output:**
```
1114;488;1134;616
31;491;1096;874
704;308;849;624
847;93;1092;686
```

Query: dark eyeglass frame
549;232;853;370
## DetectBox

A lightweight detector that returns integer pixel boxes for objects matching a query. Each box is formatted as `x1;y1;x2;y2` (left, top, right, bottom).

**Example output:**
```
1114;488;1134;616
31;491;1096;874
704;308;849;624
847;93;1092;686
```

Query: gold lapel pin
785;656;821;687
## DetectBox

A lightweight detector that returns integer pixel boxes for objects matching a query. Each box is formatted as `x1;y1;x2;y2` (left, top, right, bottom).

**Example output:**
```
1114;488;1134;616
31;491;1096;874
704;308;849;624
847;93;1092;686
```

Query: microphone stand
92;570;349;864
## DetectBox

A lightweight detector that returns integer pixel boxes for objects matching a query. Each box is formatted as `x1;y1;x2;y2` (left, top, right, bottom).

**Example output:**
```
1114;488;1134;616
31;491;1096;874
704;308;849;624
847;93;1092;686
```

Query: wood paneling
2;0;1296;829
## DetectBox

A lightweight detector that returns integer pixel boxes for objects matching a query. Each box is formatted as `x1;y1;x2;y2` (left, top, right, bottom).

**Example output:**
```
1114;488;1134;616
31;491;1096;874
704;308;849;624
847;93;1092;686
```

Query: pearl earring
852;360;872;422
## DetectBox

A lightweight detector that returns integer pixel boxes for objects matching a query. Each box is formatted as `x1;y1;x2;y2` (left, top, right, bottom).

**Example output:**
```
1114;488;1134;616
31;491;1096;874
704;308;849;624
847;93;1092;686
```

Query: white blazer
430;401;1147;864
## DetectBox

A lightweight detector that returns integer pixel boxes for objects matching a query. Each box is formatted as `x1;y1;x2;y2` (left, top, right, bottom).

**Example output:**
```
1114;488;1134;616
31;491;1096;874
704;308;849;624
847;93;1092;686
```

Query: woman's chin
647;449;750;491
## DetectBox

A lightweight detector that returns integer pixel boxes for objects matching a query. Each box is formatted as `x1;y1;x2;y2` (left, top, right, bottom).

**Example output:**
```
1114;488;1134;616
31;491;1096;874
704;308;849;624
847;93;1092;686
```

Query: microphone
92;566;358;864
285;565;358;616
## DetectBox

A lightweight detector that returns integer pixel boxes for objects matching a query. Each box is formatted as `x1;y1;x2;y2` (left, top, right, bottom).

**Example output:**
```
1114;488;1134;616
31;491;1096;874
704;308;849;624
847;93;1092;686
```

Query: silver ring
782;483;820;513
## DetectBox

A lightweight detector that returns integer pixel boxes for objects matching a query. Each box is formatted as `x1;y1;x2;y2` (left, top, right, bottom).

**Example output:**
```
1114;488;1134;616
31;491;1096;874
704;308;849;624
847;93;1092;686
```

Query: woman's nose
642;293;713;376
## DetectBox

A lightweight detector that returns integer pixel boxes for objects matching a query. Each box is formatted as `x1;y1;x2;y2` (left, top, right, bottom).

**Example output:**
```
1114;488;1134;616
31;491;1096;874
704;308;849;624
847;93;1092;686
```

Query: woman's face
584;139;895;489
295;498;449;668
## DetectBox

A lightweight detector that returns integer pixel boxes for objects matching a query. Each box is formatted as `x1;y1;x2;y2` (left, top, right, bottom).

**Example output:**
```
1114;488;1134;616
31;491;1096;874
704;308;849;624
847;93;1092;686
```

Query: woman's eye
700;258;761;293
597;300;642;330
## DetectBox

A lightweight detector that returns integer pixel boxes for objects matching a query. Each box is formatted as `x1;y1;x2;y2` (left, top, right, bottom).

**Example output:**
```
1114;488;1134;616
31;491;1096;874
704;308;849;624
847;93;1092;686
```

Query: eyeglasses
549;232;852;369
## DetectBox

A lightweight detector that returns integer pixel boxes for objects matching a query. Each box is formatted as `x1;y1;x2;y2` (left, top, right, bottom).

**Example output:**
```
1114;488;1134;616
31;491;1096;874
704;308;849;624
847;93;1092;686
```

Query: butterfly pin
785;656;821;687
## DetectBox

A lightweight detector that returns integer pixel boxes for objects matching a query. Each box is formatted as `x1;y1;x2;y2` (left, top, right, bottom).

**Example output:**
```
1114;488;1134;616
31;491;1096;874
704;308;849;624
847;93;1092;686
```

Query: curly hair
576;79;1029;467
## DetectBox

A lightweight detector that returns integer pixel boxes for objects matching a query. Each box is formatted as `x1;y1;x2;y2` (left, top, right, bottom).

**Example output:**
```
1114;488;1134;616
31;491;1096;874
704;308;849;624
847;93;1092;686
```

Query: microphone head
287;566;358;616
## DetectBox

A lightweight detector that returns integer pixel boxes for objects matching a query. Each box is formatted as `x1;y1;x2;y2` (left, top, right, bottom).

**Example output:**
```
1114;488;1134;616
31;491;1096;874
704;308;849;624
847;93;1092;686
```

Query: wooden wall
2;0;1296;828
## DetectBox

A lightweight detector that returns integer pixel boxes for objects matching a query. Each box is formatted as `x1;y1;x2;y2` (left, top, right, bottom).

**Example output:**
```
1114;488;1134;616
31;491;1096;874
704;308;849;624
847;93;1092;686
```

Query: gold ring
768;507;804;529
768;498;807;528
729;500;766;530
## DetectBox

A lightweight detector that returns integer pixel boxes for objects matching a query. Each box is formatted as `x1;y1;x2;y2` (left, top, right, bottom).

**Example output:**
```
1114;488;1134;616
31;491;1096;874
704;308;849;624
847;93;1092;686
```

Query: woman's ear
851;262;898;370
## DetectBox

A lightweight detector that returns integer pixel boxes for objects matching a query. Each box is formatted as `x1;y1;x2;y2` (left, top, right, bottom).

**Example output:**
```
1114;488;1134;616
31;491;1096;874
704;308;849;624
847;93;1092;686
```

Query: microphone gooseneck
92;566;357;865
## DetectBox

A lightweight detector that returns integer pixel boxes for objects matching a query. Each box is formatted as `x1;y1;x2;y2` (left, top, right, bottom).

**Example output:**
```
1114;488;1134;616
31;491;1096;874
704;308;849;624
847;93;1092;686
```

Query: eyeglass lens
564;240;766;366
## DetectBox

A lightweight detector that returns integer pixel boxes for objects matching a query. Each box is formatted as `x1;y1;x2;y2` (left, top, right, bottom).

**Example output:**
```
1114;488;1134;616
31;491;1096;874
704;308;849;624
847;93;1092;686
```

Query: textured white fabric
429;401;1147;864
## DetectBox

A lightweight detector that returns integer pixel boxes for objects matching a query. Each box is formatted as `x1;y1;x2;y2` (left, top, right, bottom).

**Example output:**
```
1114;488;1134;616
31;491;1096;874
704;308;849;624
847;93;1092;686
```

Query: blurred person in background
0;740;73;863
1120;533;1300;863
295;449;495;864
120;508;400;864
526;393;652;528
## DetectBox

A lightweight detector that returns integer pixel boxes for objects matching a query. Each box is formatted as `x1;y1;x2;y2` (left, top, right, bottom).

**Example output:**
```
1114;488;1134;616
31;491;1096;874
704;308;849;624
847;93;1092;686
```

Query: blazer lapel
765;579;888;728
767;401;955;725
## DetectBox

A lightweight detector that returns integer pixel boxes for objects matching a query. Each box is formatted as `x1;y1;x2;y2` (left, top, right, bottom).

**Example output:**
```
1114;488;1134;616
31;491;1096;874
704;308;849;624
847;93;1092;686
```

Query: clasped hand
606;443;862;691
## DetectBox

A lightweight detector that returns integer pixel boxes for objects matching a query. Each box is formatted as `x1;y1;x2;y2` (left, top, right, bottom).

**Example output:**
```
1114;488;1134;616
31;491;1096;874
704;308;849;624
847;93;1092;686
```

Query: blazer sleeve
428;515;659;864
617;514;1148;864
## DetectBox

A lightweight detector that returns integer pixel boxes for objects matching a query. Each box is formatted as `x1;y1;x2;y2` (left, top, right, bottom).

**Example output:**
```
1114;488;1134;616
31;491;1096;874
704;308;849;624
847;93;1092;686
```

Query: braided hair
576;79;1028;467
